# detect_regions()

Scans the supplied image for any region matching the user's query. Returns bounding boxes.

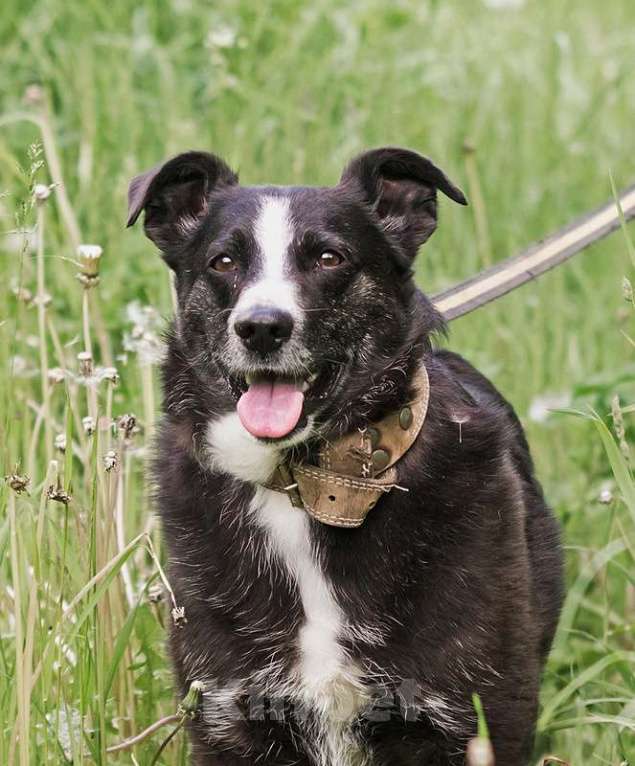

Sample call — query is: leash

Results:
[432,185,635,321]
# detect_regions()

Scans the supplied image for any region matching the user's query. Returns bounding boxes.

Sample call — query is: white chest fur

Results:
[206,413,369,763]
[250,486,348,695]
[206,413,356,697]
[250,487,368,765]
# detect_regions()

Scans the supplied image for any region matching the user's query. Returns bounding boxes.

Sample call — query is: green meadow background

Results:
[1,0,634,763]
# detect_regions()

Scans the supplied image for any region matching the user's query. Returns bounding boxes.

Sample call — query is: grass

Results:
[0,0,634,763]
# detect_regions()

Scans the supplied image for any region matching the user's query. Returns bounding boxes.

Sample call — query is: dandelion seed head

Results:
[33,183,52,202]
[172,605,187,628]
[123,301,165,365]
[82,416,95,436]
[466,737,495,766]
[47,483,71,505]
[10,356,30,377]
[148,585,165,603]
[207,24,237,49]
[482,0,524,8]
[6,228,39,255]
[103,450,118,472]
[77,351,93,378]
[118,413,138,440]
[599,487,613,505]
[48,367,66,384]
[5,472,30,494]
[99,366,119,385]
[32,291,52,308]
[528,392,571,423]
[45,708,81,761]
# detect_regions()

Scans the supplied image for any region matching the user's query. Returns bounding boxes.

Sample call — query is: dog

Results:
[127,146,564,765]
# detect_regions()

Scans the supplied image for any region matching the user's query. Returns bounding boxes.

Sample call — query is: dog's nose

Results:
[234,308,294,354]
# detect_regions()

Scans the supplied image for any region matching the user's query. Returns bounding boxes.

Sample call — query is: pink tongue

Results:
[237,379,304,439]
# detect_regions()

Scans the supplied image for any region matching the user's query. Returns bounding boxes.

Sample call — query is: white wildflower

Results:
[6,473,30,494]
[172,605,187,627]
[77,351,93,378]
[482,0,524,7]
[172,0,192,12]
[118,413,138,439]
[33,183,53,202]
[10,356,28,375]
[103,450,118,472]
[45,707,81,761]
[82,416,95,436]
[528,392,571,423]
[77,244,103,286]
[599,486,613,505]
[47,482,71,505]
[99,366,119,385]
[48,367,66,384]
[54,635,77,666]
[207,24,237,49]
[32,291,52,308]
[466,737,495,766]
[74,365,121,389]
[77,244,103,261]
[123,301,165,365]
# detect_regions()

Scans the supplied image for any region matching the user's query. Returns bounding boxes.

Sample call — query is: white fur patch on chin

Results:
[205,411,314,484]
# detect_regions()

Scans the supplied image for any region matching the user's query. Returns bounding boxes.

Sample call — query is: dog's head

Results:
[127,147,466,444]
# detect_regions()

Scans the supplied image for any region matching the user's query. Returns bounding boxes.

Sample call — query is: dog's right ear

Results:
[126,151,238,250]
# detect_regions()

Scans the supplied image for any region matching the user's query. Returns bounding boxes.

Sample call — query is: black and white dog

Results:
[127,147,563,765]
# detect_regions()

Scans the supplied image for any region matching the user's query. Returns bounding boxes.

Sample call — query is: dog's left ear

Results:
[340,147,467,258]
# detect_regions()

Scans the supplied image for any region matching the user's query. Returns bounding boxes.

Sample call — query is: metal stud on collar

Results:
[399,406,413,430]
[371,448,391,474]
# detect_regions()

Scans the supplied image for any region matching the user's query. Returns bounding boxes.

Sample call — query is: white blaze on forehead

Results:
[254,195,293,280]
[232,195,300,319]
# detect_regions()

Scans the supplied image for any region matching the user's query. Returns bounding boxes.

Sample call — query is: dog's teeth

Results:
[301,380,310,392]
[245,374,254,385]
[308,372,318,383]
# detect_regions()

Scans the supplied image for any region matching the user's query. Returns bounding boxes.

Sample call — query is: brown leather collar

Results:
[265,365,430,528]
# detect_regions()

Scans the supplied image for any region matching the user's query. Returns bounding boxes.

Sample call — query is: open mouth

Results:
[221,365,339,441]
[237,373,307,439]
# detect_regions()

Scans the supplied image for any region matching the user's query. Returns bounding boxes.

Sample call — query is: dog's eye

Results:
[317,251,344,270]
[209,254,237,273]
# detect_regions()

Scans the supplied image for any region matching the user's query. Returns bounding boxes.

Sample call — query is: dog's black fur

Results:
[128,147,563,765]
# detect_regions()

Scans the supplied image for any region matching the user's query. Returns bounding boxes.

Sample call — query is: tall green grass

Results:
[1,0,634,763]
